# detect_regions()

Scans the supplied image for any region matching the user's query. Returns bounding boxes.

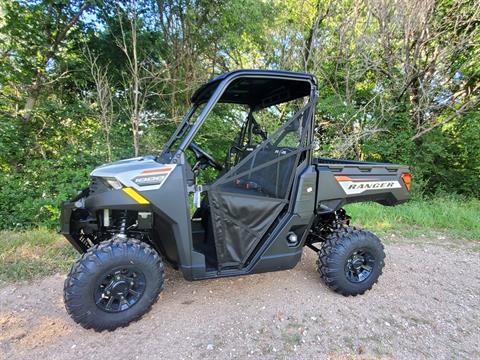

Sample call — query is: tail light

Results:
[401,172,412,191]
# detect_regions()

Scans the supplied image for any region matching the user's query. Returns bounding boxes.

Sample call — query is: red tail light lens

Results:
[401,172,412,191]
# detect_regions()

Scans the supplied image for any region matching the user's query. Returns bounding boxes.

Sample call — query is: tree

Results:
[0,0,479,229]
[84,47,116,161]
[1,0,91,121]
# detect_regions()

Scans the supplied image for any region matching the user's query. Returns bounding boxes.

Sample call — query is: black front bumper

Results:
[60,185,151,253]
[60,200,88,253]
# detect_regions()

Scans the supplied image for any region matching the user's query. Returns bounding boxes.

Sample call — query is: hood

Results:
[90,155,177,191]
[91,156,160,177]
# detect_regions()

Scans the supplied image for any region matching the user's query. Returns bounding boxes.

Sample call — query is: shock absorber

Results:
[117,210,128,238]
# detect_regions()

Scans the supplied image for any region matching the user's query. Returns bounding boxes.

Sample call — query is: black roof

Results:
[191,70,316,109]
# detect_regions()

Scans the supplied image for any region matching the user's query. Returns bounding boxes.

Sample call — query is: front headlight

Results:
[103,177,123,190]
[133,174,167,186]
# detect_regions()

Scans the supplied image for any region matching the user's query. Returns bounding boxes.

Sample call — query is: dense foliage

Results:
[0,0,478,229]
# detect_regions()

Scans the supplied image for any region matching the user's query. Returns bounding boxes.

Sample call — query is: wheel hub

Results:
[110,280,129,296]
[94,267,146,313]
[351,257,364,269]
[345,249,375,283]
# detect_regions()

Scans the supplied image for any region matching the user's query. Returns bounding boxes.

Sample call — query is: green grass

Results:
[0,228,76,283]
[346,197,480,240]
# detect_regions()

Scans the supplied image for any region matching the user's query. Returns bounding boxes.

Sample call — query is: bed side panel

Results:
[314,162,410,210]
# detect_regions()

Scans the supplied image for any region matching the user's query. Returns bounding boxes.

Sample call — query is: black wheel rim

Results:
[344,249,376,283]
[94,266,146,313]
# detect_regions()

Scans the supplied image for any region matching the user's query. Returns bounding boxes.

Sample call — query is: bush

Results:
[0,159,94,229]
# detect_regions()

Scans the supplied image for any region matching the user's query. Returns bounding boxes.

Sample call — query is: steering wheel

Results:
[188,142,223,171]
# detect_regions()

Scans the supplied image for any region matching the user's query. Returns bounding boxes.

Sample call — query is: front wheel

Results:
[317,227,385,296]
[64,238,164,331]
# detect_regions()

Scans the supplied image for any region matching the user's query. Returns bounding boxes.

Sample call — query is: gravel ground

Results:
[0,238,479,360]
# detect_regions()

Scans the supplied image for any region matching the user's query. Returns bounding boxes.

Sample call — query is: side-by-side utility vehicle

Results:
[61,70,411,331]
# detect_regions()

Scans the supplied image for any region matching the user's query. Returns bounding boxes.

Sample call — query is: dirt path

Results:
[0,239,479,360]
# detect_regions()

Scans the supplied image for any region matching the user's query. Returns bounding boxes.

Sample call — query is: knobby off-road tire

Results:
[64,237,164,331]
[317,227,385,296]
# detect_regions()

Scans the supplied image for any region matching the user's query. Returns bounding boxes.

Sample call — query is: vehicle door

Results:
[208,101,314,269]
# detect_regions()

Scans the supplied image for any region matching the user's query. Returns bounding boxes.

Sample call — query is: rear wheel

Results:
[317,227,385,296]
[64,237,164,331]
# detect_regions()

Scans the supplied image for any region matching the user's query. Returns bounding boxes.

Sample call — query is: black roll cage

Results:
[160,70,318,165]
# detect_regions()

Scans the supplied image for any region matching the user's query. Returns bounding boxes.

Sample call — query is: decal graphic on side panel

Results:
[130,166,176,191]
[335,176,402,195]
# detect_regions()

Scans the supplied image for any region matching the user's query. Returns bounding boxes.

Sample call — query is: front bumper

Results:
[59,186,152,253]
[60,199,88,253]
